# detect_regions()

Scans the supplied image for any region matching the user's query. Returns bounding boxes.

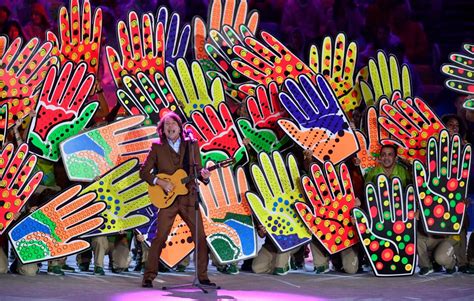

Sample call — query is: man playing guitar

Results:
[139,111,215,288]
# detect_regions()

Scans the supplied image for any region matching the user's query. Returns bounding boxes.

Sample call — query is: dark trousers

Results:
[143,195,209,282]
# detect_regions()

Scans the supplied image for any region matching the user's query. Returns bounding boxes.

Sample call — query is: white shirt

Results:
[167,137,181,154]
[153,137,181,185]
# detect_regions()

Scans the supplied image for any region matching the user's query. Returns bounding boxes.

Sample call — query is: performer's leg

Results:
[310,240,330,273]
[91,236,109,269]
[0,247,7,274]
[141,241,149,267]
[113,238,131,270]
[17,262,38,276]
[252,243,276,274]
[143,206,178,282]
[453,228,468,269]
[274,249,294,275]
[416,231,433,270]
[76,248,92,271]
[434,239,456,270]
[467,232,474,268]
[341,246,359,274]
[179,203,209,281]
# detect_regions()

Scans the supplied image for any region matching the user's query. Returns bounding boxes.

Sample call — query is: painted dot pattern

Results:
[160,214,195,268]
[0,37,56,129]
[205,25,252,86]
[441,43,474,94]
[50,0,102,76]
[295,162,358,254]
[27,62,98,161]
[379,96,445,163]
[107,11,166,86]
[463,99,474,111]
[231,31,315,86]
[237,82,290,153]
[354,175,416,276]
[9,185,104,264]
[165,59,225,117]
[247,152,311,252]
[200,164,256,262]
[309,33,367,115]
[278,75,359,165]
[185,103,247,165]
[356,106,389,173]
[60,116,156,181]
[414,130,471,234]
[117,72,185,125]
[80,159,151,236]
[0,143,41,235]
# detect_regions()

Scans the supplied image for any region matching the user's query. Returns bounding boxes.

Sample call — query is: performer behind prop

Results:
[139,112,214,288]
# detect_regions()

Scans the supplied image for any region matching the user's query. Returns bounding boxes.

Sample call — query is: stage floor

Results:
[0,261,473,301]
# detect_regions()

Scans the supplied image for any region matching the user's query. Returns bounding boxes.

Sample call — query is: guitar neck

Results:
[180,163,226,184]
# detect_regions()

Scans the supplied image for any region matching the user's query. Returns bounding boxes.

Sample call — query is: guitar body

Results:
[148,169,189,209]
[147,158,235,209]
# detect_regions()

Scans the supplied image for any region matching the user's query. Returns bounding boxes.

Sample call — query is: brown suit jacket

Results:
[140,138,203,206]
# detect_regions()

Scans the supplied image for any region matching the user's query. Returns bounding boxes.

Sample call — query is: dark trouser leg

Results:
[143,204,179,282]
[179,202,209,281]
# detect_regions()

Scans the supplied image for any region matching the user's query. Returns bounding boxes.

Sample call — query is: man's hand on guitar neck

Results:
[200,168,211,180]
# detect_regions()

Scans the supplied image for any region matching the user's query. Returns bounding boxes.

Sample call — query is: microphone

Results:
[184,129,197,142]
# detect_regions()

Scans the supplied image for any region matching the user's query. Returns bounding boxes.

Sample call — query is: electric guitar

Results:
[148,158,235,209]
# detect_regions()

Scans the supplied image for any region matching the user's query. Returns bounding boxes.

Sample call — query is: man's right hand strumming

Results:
[156,178,175,193]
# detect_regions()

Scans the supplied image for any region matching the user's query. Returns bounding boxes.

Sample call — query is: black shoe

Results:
[432,261,443,273]
[142,280,153,288]
[158,265,170,273]
[78,263,90,272]
[112,268,125,274]
[9,259,18,274]
[199,279,217,287]
[458,266,468,273]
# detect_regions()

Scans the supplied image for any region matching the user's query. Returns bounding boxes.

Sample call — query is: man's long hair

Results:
[156,111,185,144]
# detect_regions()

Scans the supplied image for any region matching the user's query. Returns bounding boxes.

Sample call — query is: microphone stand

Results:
[162,135,220,293]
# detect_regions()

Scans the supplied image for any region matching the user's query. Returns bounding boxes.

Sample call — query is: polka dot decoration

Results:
[60,115,156,182]
[205,25,254,87]
[117,72,186,125]
[0,143,42,235]
[106,11,165,87]
[463,98,474,111]
[308,33,368,115]
[245,152,312,252]
[441,43,474,94]
[27,62,98,162]
[355,106,390,174]
[165,59,225,117]
[278,74,360,165]
[359,51,412,107]
[414,130,471,235]
[192,0,259,61]
[295,162,359,254]
[161,214,195,268]
[80,158,152,236]
[353,175,417,277]
[0,37,56,129]
[378,95,445,164]
[231,31,315,86]
[199,163,256,263]
[47,0,102,76]
[184,103,247,166]
[8,185,105,264]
